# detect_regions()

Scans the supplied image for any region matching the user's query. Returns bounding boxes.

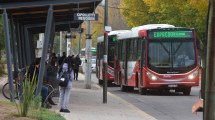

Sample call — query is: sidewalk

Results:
[52,73,157,120]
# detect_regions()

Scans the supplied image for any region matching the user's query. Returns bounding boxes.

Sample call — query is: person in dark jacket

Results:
[73,55,81,80]
[28,58,51,108]
[58,52,67,67]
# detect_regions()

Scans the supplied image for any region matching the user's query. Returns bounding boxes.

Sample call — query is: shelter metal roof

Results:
[0,0,102,33]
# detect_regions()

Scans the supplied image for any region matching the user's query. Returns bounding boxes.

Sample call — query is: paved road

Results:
[91,73,203,120]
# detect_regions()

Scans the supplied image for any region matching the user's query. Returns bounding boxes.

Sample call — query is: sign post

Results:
[74,13,98,89]
[103,0,108,104]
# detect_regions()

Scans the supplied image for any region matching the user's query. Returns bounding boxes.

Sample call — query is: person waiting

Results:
[57,57,74,113]
[28,58,52,108]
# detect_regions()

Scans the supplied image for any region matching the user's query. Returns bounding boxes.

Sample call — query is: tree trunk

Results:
[204,0,215,119]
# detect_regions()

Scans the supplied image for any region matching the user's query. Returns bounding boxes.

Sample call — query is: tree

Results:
[121,0,151,27]
[121,0,208,48]
[204,0,215,119]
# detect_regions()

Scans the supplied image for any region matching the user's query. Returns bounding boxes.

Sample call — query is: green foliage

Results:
[121,0,151,27]
[121,0,208,49]
[0,101,65,120]
[15,69,38,117]
[30,109,65,120]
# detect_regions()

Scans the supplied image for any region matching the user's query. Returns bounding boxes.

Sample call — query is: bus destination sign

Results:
[109,36,117,43]
[150,31,193,39]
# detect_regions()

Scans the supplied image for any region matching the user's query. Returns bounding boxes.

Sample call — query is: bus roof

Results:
[117,24,175,40]
[97,30,130,43]
[131,24,175,38]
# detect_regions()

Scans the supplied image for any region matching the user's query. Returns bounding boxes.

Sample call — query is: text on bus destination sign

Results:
[74,13,98,21]
[152,31,193,38]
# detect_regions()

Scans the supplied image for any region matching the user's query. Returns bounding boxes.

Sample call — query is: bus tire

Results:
[120,84,126,92]
[183,87,191,95]
[98,79,103,85]
[127,86,134,91]
[139,87,147,95]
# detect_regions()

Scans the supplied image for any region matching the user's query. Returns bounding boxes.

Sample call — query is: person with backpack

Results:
[57,57,74,113]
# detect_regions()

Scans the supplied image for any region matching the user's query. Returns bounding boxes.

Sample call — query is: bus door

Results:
[114,42,119,84]
[96,44,100,78]
[120,40,126,85]
[139,38,145,88]
[124,40,129,85]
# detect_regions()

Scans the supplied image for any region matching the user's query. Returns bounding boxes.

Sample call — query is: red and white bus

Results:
[96,30,130,84]
[114,24,199,95]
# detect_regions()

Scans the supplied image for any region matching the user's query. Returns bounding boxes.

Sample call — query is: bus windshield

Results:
[148,39,196,74]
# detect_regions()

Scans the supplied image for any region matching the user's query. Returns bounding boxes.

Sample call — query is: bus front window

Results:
[148,39,196,74]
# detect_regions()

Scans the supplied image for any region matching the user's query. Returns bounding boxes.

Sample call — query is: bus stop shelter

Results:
[0,0,101,101]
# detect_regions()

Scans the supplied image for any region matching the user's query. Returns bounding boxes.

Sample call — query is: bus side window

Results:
[134,39,138,60]
[118,41,122,60]
[137,39,142,59]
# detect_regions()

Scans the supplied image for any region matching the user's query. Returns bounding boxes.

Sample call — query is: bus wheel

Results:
[183,87,191,95]
[127,86,134,91]
[120,84,126,92]
[98,79,103,85]
[139,87,147,95]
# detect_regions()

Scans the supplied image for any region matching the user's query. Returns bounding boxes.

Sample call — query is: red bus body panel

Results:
[96,60,115,82]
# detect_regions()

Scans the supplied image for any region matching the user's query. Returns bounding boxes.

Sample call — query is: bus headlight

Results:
[147,72,157,81]
[188,71,198,80]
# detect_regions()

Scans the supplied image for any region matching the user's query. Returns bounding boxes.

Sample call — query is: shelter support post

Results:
[36,5,53,96]
[15,22,23,68]
[3,9,15,102]
[20,24,27,67]
[24,27,31,65]
[9,16,18,72]
[48,20,55,64]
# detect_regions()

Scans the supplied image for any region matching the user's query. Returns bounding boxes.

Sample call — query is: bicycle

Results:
[2,69,24,100]
[43,81,59,105]
[2,68,59,105]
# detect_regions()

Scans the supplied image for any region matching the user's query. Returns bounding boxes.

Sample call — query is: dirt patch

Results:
[0,101,36,120]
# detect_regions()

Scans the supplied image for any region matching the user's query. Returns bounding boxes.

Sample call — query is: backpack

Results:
[59,71,71,87]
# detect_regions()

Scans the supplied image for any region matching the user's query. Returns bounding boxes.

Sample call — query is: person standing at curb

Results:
[57,57,74,113]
